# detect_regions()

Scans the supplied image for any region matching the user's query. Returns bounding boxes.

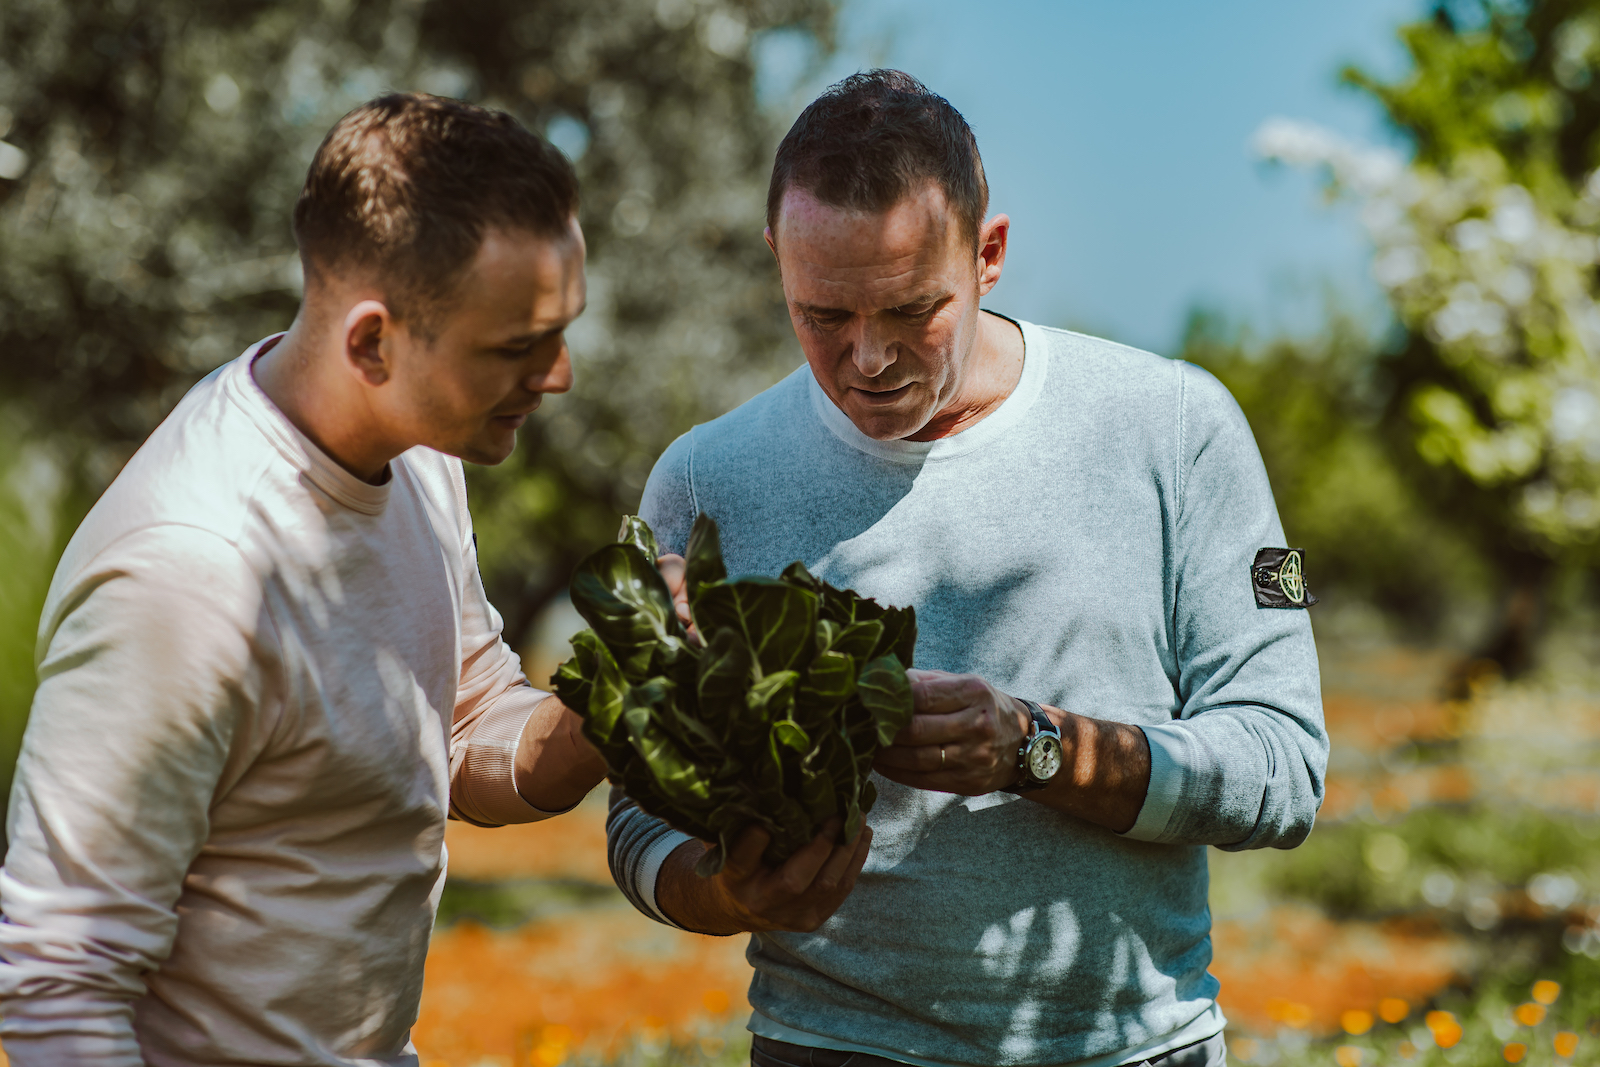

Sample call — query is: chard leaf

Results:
[623,691,711,805]
[685,512,728,601]
[552,628,602,719]
[617,515,661,560]
[800,650,857,706]
[829,619,884,660]
[570,543,689,679]
[772,719,810,752]
[858,654,916,747]
[695,578,818,676]
[583,636,629,745]
[695,627,752,727]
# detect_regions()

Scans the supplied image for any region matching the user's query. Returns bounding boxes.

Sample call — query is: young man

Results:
[0,94,606,1066]
[611,71,1327,1066]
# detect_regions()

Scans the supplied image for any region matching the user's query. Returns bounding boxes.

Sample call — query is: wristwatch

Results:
[1001,699,1064,794]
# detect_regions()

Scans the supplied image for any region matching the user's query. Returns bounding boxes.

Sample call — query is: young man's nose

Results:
[528,343,575,395]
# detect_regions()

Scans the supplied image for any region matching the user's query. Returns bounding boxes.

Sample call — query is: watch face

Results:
[1028,735,1064,782]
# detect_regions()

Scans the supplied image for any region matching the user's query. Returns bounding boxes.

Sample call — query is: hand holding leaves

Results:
[553,513,917,873]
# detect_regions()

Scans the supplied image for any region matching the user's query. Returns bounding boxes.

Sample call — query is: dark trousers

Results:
[752,1030,1228,1067]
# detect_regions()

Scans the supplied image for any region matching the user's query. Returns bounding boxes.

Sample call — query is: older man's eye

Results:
[895,302,937,318]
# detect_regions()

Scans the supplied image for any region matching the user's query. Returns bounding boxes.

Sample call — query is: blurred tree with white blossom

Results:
[0,0,831,652]
[1257,0,1600,672]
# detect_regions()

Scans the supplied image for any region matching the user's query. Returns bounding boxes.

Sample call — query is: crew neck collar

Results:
[808,315,1049,464]
[224,334,393,516]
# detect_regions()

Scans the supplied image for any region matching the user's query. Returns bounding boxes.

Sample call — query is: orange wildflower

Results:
[1515,1003,1548,1027]
[1379,998,1410,1024]
[1505,1042,1528,1063]
[1335,1046,1364,1067]
[1555,1031,1580,1058]
[1426,1011,1463,1049]
[1533,981,1562,1006]
[1342,1010,1375,1036]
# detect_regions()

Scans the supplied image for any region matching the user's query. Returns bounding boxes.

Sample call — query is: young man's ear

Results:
[342,300,395,386]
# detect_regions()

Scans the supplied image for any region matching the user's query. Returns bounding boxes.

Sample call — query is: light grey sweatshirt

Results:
[607,320,1326,1067]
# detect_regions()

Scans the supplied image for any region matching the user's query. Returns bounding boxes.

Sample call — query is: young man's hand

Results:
[655,553,701,644]
[657,819,872,935]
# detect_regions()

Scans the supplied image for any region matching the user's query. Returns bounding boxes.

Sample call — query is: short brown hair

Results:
[293,93,579,336]
[766,70,988,250]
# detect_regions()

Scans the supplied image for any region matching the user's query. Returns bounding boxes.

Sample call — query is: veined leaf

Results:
[685,512,727,600]
[772,719,810,752]
[569,543,689,679]
[695,577,818,676]
[623,694,711,805]
[858,654,915,747]
[617,515,661,560]
[696,628,752,727]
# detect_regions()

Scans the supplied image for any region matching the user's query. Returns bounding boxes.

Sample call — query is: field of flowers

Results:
[406,631,1600,1067]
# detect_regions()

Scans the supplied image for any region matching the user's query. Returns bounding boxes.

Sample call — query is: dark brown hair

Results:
[293,93,578,336]
[766,70,988,250]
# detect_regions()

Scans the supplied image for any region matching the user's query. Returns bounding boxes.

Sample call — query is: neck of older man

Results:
[903,310,1026,442]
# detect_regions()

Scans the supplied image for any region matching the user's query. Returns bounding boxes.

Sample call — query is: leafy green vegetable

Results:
[554,513,917,875]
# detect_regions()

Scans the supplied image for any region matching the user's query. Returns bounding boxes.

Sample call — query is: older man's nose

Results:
[852,322,897,379]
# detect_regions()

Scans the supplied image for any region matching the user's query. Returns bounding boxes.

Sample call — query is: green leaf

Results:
[858,654,916,747]
[695,578,818,676]
[828,619,884,660]
[588,638,631,746]
[772,719,810,751]
[685,512,728,599]
[569,543,689,679]
[695,627,752,728]
[617,515,661,560]
[623,690,711,806]
[800,649,858,706]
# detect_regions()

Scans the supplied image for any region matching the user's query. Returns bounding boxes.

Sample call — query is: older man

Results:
[608,70,1327,1067]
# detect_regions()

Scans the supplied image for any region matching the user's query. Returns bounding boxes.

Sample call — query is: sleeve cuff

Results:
[1120,723,1191,842]
[640,829,695,927]
[455,688,574,826]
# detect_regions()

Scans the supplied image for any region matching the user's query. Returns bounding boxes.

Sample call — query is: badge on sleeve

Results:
[1253,548,1318,608]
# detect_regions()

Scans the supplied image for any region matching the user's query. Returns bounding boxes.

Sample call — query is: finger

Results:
[656,554,691,623]
[722,824,772,879]
[911,673,989,715]
[771,818,839,892]
[816,822,872,890]
[898,708,990,746]
[873,743,938,771]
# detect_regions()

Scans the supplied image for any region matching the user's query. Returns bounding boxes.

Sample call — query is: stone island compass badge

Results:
[1253,548,1319,609]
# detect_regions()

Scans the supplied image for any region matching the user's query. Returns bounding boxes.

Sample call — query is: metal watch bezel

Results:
[1002,699,1062,794]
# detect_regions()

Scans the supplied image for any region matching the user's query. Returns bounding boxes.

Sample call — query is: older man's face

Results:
[768,183,993,442]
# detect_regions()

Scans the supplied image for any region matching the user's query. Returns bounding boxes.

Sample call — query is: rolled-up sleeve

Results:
[441,460,564,828]
[1120,364,1327,851]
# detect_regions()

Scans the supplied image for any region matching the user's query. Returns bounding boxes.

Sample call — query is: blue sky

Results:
[756,0,1423,354]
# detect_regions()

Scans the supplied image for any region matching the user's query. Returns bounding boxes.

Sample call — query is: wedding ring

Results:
[940,746,946,769]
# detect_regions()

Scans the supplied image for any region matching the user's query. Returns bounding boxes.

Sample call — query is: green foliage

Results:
[553,514,915,873]
[0,0,833,650]
[0,422,84,828]
[1257,0,1600,652]
[1181,314,1495,633]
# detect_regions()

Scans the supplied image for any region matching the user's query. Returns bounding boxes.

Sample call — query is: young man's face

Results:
[384,218,586,465]
[768,183,996,442]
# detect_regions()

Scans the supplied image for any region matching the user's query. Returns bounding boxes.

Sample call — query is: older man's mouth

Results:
[851,383,913,405]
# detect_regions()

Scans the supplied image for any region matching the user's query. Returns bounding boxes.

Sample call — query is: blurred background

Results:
[4,0,1600,1064]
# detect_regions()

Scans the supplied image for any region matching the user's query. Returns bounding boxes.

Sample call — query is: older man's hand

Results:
[656,819,872,935]
[873,668,1032,795]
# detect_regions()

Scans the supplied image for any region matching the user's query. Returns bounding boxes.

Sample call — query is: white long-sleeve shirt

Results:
[0,337,555,1066]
